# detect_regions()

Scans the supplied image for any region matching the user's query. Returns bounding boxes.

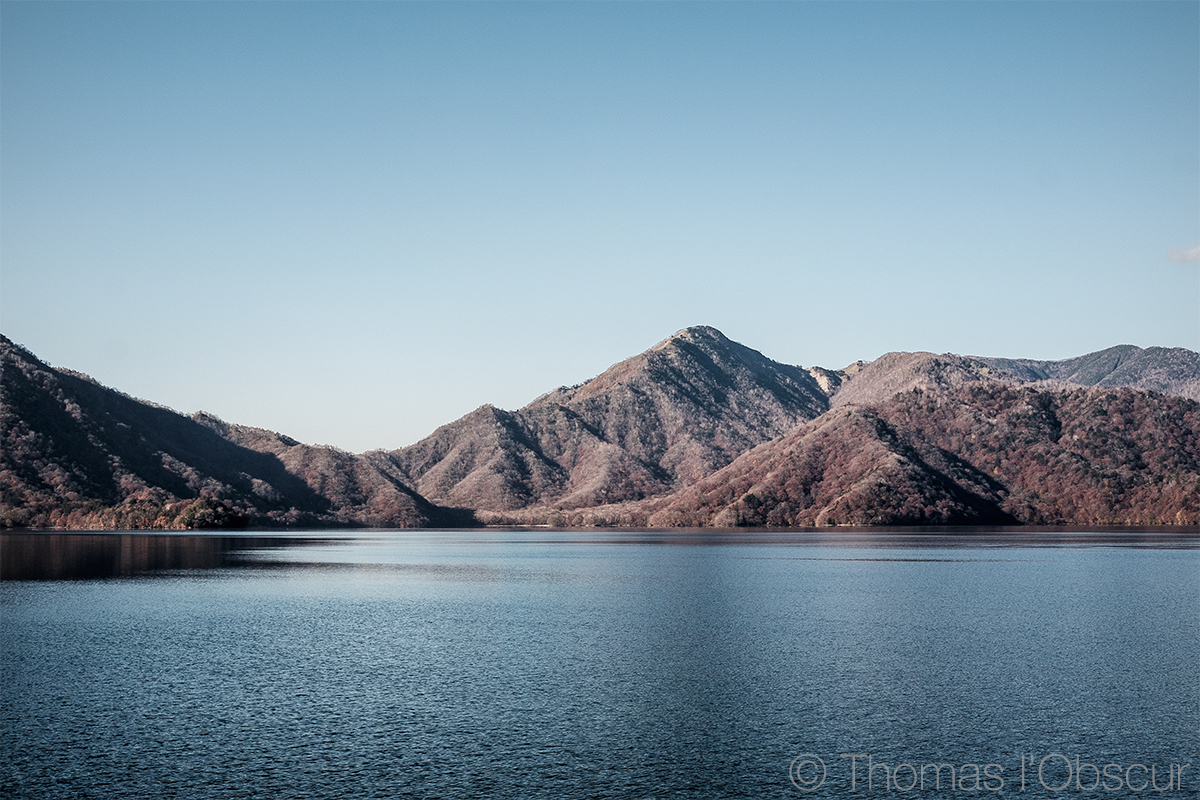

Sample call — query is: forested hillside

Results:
[3,329,1198,529]
[0,336,462,529]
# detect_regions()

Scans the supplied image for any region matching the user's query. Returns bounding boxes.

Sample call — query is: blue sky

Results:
[2,2,1198,452]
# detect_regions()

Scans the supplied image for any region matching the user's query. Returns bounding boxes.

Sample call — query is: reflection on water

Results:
[2,528,1196,581]
[0,533,335,580]
[2,528,1197,799]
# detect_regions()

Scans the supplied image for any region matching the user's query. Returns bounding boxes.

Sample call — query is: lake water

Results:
[2,529,1197,799]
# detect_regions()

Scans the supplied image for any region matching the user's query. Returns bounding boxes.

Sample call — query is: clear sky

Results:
[2,2,1198,452]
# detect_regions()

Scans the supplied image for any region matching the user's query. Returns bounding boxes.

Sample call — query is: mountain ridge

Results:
[0,336,462,529]
[975,345,1200,401]
[3,328,1198,529]
[646,383,1199,527]
[380,325,833,512]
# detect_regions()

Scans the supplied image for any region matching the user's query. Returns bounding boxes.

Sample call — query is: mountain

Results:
[0,336,460,529]
[976,345,1200,401]
[827,351,998,408]
[3,328,1198,529]
[379,326,833,513]
[648,382,1200,527]
[820,346,1200,411]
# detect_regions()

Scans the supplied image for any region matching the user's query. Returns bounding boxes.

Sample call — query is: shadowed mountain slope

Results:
[0,336,451,529]
[646,405,1016,527]
[192,414,464,528]
[382,326,832,512]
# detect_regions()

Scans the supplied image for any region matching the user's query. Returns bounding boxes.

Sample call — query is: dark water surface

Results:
[2,529,1197,799]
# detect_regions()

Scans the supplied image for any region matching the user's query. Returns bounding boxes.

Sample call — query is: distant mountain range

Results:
[3,327,1198,529]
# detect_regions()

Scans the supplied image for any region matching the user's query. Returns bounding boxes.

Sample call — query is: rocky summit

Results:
[379,326,832,513]
[3,327,1198,529]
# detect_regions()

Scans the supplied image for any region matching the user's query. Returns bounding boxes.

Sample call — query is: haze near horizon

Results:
[2,2,1197,452]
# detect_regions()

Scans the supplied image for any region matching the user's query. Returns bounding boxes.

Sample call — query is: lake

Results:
[1,529,1197,798]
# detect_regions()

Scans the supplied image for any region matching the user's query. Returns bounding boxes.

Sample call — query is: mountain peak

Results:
[390,326,833,510]
[654,325,729,349]
[5,330,1199,529]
